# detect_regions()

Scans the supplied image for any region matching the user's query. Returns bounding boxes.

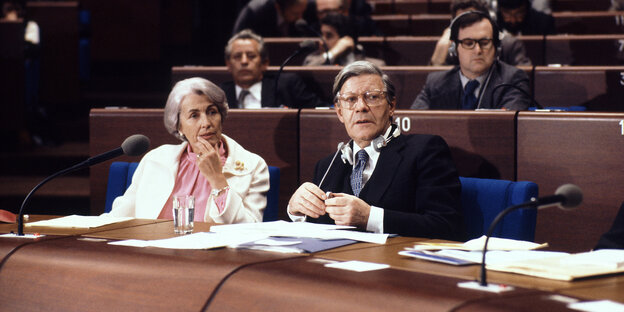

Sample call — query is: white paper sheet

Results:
[25,215,133,229]
[108,231,267,250]
[210,221,388,244]
[411,235,547,251]
[325,260,390,272]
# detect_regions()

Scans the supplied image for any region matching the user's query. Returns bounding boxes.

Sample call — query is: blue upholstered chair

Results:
[459,177,538,241]
[104,162,280,222]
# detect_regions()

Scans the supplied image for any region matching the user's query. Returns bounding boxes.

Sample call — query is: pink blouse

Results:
[158,142,228,220]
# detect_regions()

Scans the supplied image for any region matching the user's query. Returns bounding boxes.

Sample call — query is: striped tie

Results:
[350,150,369,197]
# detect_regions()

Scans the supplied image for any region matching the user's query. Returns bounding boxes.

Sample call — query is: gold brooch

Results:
[234,160,245,171]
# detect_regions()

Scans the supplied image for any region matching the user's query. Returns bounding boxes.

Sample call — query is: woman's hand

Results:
[194,136,228,190]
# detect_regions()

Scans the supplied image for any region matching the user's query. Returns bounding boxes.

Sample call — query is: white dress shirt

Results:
[235,82,262,109]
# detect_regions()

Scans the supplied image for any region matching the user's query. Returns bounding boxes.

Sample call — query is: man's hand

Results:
[324,193,371,229]
[288,182,327,218]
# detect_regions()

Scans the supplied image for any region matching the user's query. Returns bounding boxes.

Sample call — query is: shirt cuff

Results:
[366,205,384,233]
[213,189,229,214]
[287,204,307,222]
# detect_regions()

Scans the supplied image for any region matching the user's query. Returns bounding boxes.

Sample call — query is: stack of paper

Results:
[25,215,133,229]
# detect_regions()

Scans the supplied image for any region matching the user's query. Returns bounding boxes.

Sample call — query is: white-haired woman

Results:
[107,77,269,223]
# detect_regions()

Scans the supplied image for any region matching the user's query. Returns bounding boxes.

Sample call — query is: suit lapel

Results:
[261,77,277,107]
[360,136,405,204]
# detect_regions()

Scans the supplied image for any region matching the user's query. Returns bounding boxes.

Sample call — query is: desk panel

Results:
[207,256,563,311]
[299,110,517,184]
[0,236,303,311]
[89,108,298,220]
[517,112,624,253]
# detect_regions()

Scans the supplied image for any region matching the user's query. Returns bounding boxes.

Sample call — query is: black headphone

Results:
[448,10,501,59]
[340,123,401,165]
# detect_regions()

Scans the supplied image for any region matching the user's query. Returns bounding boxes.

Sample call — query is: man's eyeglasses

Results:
[336,90,387,109]
[456,38,493,50]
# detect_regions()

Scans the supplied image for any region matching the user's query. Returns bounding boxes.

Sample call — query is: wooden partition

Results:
[89,108,299,220]
[517,112,624,252]
[299,109,517,184]
[533,66,624,111]
[370,0,612,14]
[553,11,624,34]
[171,65,454,109]
[544,34,624,66]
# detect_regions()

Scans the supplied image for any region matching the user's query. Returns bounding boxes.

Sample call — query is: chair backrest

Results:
[459,177,538,241]
[104,162,280,222]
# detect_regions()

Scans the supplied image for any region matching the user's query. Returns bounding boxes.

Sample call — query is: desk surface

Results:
[0,217,622,311]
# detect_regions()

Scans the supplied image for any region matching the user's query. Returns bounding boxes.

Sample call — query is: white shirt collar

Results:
[235,82,262,109]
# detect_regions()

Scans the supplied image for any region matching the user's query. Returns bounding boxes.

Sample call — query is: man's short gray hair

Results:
[164,77,229,141]
[332,61,396,105]
[224,29,268,61]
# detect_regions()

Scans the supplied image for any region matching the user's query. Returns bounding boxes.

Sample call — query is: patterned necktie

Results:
[462,80,480,109]
[238,89,250,108]
[350,150,369,197]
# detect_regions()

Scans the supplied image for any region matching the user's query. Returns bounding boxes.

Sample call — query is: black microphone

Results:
[477,183,582,287]
[273,39,317,107]
[295,19,330,64]
[488,83,543,110]
[16,134,150,236]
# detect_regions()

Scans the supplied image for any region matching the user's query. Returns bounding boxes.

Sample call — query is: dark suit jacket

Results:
[410,61,531,110]
[221,73,328,108]
[310,134,464,240]
[595,201,624,250]
[233,0,303,37]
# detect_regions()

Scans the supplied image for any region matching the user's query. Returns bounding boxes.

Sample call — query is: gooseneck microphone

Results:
[273,39,317,107]
[318,141,349,189]
[17,134,150,236]
[295,19,330,64]
[477,183,582,287]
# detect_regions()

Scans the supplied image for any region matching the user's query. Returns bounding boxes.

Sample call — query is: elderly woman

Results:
[107,77,269,223]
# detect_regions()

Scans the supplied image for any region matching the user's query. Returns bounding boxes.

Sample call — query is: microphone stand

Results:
[17,162,87,236]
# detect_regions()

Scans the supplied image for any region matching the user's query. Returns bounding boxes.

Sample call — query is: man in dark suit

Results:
[222,29,327,108]
[288,61,464,240]
[411,11,531,110]
[496,0,556,36]
[595,201,624,250]
[232,0,308,37]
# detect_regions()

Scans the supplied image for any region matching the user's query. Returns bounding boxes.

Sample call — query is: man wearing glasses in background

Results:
[287,61,465,240]
[411,11,531,110]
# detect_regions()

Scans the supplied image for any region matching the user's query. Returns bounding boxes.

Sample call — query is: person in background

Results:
[412,11,531,110]
[107,77,270,224]
[221,29,328,108]
[430,0,531,67]
[288,61,464,240]
[595,201,624,249]
[232,0,309,37]
[496,0,555,35]
[305,0,382,37]
[303,12,385,66]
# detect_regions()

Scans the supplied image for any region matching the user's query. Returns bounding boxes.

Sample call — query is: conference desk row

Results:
[90,109,624,254]
[0,217,623,311]
[172,65,624,111]
[368,0,612,14]
[371,11,624,36]
[264,35,624,67]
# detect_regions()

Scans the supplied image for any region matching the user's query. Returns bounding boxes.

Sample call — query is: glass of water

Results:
[172,195,194,234]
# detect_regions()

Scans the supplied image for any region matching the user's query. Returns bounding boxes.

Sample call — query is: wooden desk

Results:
[517,112,624,253]
[0,235,303,311]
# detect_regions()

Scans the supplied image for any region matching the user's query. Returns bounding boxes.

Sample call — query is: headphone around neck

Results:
[448,10,501,59]
[340,123,401,165]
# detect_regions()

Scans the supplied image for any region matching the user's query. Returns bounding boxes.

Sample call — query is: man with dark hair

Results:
[302,12,385,66]
[430,0,531,66]
[232,0,309,37]
[497,0,555,35]
[412,11,531,110]
[288,61,464,239]
[303,0,382,37]
[221,29,327,108]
